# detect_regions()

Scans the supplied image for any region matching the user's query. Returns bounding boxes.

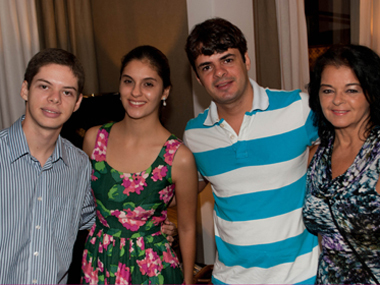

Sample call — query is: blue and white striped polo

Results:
[184,79,320,284]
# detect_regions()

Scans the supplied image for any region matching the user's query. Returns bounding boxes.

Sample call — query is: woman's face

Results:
[119,59,169,120]
[319,64,370,132]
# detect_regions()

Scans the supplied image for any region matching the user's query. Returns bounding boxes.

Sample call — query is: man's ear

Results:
[244,52,251,71]
[196,76,204,86]
[20,81,29,102]
[73,93,83,112]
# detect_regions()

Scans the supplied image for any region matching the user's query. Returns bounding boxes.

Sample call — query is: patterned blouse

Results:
[303,126,380,284]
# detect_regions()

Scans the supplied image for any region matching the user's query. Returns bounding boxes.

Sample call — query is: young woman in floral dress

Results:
[80,45,198,284]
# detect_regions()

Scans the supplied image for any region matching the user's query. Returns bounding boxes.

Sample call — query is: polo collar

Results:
[204,78,269,126]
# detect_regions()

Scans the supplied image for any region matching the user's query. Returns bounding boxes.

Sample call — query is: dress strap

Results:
[161,135,182,167]
[90,122,115,162]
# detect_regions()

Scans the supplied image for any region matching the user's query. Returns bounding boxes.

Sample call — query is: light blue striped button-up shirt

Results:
[0,116,96,284]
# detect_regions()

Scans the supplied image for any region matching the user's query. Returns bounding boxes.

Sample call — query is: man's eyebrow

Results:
[197,53,235,69]
[35,79,78,92]
[220,53,235,60]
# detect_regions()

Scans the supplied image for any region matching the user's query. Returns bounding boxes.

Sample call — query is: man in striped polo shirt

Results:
[0,48,95,284]
[183,18,320,284]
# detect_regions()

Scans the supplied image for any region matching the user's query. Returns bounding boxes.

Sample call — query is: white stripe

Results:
[208,151,308,198]
[214,208,306,245]
[213,245,320,284]
[240,99,308,141]
[186,99,310,154]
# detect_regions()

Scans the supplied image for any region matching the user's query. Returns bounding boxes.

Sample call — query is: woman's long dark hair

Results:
[308,44,380,145]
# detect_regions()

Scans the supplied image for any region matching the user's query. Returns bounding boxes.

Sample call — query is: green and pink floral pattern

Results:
[81,123,183,284]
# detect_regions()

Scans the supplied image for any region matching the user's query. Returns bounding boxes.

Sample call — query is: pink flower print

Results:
[159,184,175,204]
[151,165,168,182]
[163,243,180,268]
[152,210,167,226]
[98,242,103,253]
[103,233,112,251]
[164,139,181,165]
[81,250,99,283]
[90,237,96,245]
[121,172,148,196]
[137,237,145,250]
[129,239,134,254]
[115,262,131,285]
[91,129,108,161]
[88,224,96,238]
[91,169,98,181]
[132,172,148,194]
[120,238,126,250]
[98,259,104,272]
[97,210,110,227]
[110,207,155,231]
[136,248,163,277]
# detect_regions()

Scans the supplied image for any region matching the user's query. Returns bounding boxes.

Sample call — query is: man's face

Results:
[20,63,83,133]
[194,48,251,106]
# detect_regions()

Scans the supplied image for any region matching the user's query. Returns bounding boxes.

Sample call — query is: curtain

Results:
[0,0,40,129]
[275,0,310,92]
[358,0,380,55]
[35,0,99,94]
[253,0,281,89]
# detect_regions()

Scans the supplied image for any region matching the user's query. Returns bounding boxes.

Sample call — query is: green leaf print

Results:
[109,264,118,277]
[146,235,154,243]
[98,275,105,282]
[131,232,142,239]
[108,185,127,202]
[145,221,154,230]
[95,161,107,174]
[111,168,123,182]
[122,202,136,210]
[158,274,165,284]
[120,246,125,257]
[145,165,152,175]
[96,200,111,216]
[104,122,113,128]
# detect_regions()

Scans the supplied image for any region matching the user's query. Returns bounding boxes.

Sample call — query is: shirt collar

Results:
[8,115,67,165]
[204,78,269,126]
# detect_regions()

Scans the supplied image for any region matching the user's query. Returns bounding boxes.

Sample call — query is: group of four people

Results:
[0,17,379,284]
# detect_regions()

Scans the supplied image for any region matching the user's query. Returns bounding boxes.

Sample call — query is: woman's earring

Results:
[162,97,167,106]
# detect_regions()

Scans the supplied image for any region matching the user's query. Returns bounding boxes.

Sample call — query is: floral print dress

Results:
[81,123,183,284]
[303,127,380,284]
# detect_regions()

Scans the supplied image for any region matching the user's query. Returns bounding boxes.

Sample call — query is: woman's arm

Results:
[171,144,198,285]
[308,145,319,166]
[82,125,101,157]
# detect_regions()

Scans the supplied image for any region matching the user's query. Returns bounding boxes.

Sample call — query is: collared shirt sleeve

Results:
[80,165,96,230]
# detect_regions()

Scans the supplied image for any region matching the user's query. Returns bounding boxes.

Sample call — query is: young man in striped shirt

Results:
[0,48,95,284]
[183,18,320,284]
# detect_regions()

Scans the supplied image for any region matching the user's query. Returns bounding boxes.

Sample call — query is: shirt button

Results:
[32,279,37,284]
[220,123,225,128]
[34,251,39,256]
[230,135,235,140]
[36,225,41,230]
[37,197,42,201]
